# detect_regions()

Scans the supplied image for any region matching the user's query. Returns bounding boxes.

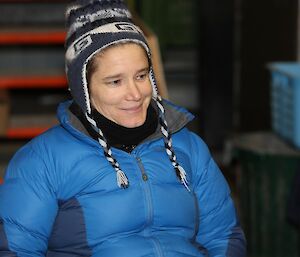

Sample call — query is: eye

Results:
[106,79,121,86]
[136,71,149,81]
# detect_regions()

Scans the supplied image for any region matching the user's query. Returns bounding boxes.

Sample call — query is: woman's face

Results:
[89,43,153,128]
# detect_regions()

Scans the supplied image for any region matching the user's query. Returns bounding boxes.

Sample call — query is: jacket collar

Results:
[58,99,194,144]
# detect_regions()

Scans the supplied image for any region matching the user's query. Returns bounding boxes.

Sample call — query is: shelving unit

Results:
[0,29,68,139]
[0,76,67,89]
[0,1,69,139]
[0,30,66,45]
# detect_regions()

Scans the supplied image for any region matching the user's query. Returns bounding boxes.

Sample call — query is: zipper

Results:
[134,156,166,257]
[136,157,148,181]
[135,156,153,227]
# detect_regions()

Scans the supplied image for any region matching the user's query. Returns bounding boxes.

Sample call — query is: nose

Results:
[126,80,142,101]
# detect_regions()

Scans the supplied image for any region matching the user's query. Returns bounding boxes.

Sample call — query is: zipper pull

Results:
[136,157,149,182]
[142,173,148,181]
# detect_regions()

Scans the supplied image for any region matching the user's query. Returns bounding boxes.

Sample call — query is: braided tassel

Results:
[86,113,129,189]
[116,169,129,189]
[176,165,190,192]
[155,96,190,192]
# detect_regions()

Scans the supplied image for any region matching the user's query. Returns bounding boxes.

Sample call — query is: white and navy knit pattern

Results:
[65,0,190,191]
[65,0,149,114]
[66,2,132,39]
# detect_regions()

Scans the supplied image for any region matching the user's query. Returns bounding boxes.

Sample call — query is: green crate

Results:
[234,133,300,257]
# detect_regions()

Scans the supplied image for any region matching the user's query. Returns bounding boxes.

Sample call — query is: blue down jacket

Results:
[0,100,246,257]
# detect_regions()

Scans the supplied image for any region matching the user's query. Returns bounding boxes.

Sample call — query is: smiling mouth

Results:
[122,105,142,112]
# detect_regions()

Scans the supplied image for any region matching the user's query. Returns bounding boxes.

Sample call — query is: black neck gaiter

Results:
[70,102,158,152]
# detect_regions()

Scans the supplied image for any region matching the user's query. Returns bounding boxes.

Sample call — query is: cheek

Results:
[91,83,118,102]
[90,88,118,109]
[143,81,153,97]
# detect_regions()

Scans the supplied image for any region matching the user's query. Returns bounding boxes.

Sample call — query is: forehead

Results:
[93,42,149,63]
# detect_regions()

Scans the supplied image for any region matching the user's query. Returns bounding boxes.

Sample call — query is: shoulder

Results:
[158,99,212,171]
[5,124,101,200]
[26,123,96,159]
[6,125,86,183]
[162,99,194,132]
[5,126,64,182]
[171,128,216,190]
[173,128,211,166]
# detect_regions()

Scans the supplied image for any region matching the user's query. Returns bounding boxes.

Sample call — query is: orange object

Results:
[0,31,66,45]
[0,76,68,89]
[7,127,50,139]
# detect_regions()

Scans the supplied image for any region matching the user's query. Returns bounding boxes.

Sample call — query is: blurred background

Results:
[0,0,300,256]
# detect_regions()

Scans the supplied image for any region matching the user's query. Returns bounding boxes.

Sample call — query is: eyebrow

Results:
[103,74,122,81]
[138,67,150,73]
[103,67,149,81]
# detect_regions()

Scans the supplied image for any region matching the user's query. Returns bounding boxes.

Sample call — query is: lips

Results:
[122,105,142,112]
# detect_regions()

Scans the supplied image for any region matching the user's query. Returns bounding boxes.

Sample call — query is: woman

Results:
[0,0,246,256]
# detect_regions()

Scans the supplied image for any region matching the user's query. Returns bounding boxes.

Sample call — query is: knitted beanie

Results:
[65,0,189,191]
[65,0,155,114]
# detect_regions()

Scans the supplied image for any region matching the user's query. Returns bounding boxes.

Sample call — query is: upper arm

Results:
[0,145,58,256]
